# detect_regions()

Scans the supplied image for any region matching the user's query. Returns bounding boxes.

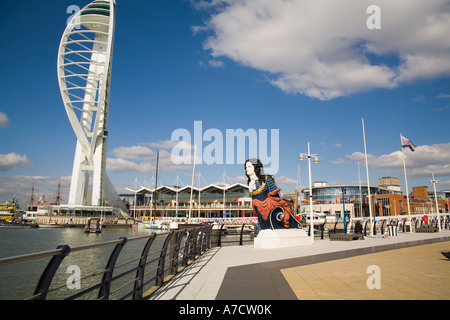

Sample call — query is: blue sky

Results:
[1,0,450,207]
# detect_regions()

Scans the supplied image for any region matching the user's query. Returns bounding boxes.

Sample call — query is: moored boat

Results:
[38,222,64,228]
[0,200,18,222]
[84,217,102,233]
[299,212,337,225]
[138,221,169,230]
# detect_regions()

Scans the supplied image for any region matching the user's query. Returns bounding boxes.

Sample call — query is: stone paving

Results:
[150,230,450,300]
[281,240,450,300]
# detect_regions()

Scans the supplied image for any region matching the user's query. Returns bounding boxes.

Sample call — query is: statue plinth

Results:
[254,229,313,249]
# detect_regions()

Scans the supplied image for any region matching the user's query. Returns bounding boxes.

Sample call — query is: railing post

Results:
[33,244,71,300]
[133,233,157,300]
[170,229,186,276]
[182,228,196,267]
[239,224,245,245]
[98,237,127,300]
[197,226,204,255]
[381,220,387,234]
[199,225,208,254]
[218,224,225,247]
[195,226,202,256]
[191,227,200,259]
[320,222,325,239]
[363,220,369,236]
[205,224,213,249]
[155,231,174,287]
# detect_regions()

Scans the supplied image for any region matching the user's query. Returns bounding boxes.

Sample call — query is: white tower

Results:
[58,0,115,207]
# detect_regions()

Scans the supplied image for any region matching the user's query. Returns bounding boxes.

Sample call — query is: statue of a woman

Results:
[245,159,300,230]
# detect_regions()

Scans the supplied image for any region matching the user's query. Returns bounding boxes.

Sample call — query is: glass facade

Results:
[304,185,386,204]
[300,185,406,219]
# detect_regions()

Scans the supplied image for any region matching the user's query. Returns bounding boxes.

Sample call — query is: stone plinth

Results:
[254,229,313,249]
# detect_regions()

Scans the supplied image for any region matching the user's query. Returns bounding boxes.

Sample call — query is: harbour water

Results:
[0,226,168,300]
[0,224,246,300]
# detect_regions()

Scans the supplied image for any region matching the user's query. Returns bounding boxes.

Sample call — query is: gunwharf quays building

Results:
[298,181,448,221]
[122,183,252,219]
[299,181,404,220]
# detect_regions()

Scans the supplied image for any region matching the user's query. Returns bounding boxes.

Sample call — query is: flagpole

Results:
[401,133,413,234]
[362,118,374,236]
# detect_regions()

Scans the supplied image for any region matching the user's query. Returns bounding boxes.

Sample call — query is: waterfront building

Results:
[378,176,402,193]
[299,181,403,220]
[122,183,253,219]
[409,186,447,214]
[299,181,448,221]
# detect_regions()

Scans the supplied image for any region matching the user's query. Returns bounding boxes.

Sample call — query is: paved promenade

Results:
[150,230,450,300]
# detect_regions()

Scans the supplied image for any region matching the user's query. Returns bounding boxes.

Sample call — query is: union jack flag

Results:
[401,135,417,152]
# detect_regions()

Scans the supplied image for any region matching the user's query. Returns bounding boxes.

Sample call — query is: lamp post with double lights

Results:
[299,142,319,243]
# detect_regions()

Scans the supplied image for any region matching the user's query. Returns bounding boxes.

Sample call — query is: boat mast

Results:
[56,178,61,205]
[30,183,35,206]
[153,151,159,218]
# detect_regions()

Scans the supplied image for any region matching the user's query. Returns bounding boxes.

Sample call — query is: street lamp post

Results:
[431,172,441,231]
[299,142,319,243]
[342,188,346,232]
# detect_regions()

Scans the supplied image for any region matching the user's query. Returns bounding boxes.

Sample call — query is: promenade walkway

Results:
[150,230,450,300]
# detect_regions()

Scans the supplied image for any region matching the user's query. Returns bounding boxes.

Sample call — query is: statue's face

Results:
[245,161,255,176]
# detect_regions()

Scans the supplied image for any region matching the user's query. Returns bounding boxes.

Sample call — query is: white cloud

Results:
[111,145,155,161]
[107,141,194,173]
[208,59,224,67]
[330,157,346,165]
[346,142,450,177]
[196,0,450,100]
[275,175,297,185]
[0,111,9,128]
[229,175,248,184]
[106,158,155,173]
[0,153,33,171]
[147,140,181,150]
[198,59,225,68]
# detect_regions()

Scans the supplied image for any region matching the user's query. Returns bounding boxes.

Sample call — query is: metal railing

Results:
[212,224,257,247]
[0,224,213,300]
[338,214,450,235]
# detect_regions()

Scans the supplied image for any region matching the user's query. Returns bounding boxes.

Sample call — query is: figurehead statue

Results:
[245,159,300,230]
